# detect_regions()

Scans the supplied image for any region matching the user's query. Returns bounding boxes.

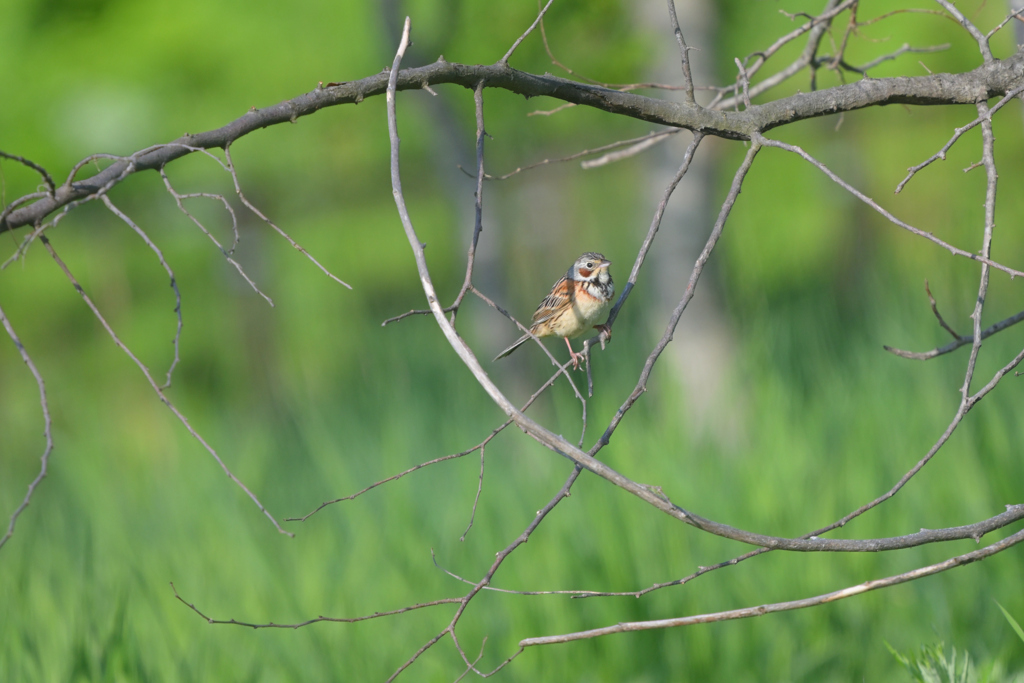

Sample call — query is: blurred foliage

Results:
[884,606,1024,683]
[2,0,1024,681]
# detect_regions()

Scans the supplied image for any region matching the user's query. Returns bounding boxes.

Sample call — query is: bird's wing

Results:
[531,276,574,326]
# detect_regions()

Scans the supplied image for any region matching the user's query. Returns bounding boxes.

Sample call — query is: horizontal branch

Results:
[4,47,1022,234]
[885,306,1024,360]
[517,524,1024,647]
[435,504,1024,596]
[171,582,461,629]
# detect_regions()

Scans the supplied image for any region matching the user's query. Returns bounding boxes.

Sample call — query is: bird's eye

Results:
[586,262,594,268]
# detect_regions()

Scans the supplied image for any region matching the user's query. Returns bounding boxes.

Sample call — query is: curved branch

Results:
[386,77,1018,555]
[4,47,1023,234]
[0,301,53,552]
[436,504,1024,595]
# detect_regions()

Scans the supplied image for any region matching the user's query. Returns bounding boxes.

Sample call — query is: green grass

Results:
[2,243,1023,681]
[3,0,1024,680]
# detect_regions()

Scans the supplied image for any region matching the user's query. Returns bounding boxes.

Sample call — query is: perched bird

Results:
[494,252,614,369]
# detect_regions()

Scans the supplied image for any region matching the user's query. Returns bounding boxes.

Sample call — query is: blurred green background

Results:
[2,0,1023,680]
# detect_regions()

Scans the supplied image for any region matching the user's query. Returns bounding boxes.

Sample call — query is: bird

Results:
[494,252,614,370]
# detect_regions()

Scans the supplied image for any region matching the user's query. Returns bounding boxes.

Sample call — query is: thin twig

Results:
[500,0,554,65]
[287,425,510,522]
[171,581,461,628]
[666,0,696,104]
[579,133,676,169]
[478,130,679,179]
[0,151,56,196]
[41,235,292,536]
[924,279,962,340]
[294,318,592,526]
[884,307,1024,360]
[0,301,53,551]
[436,504,1024,597]
[160,168,274,306]
[517,526,1024,645]
[838,43,950,77]
[471,286,586,402]
[734,58,752,109]
[934,0,993,62]
[709,0,856,110]
[986,6,1024,39]
[223,145,352,290]
[895,85,1024,193]
[597,134,747,449]
[958,100,997,402]
[459,445,486,541]
[101,195,183,388]
[448,81,488,326]
[754,134,1024,279]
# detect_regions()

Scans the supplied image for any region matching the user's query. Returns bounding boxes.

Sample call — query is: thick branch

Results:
[4,48,1023,234]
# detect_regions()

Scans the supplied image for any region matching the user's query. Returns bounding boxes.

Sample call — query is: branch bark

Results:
[4,47,1023,234]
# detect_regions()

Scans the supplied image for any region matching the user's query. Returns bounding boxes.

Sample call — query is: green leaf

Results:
[996,602,1024,644]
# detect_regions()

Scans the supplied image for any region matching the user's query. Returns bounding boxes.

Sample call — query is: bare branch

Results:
[925,279,963,340]
[487,130,680,178]
[986,5,1024,39]
[0,151,56,197]
[753,134,1024,279]
[6,45,1024,235]
[287,423,511,522]
[101,195,183,389]
[448,81,487,325]
[459,445,486,542]
[171,581,461,628]
[797,340,1024,542]
[159,167,275,306]
[223,145,352,290]
[579,132,677,169]
[896,85,1024,193]
[0,301,53,552]
[958,99,998,403]
[499,0,554,65]
[439,504,1024,596]
[40,235,292,536]
[838,43,950,77]
[734,58,752,109]
[518,525,1024,646]
[666,0,696,104]
[597,135,747,448]
[934,0,993,62]
[710,0,856,110]
[884,306,1024,360]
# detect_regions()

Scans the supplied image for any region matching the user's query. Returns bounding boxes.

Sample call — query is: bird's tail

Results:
[493,334,530,361]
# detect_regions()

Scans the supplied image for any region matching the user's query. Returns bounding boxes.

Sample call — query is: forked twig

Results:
[933,0,993,62]
[223,145,352,290]
[0,151,56,196]
[41,234,292,536]
[895,85,1024,193]
[171,581,461,628]
[101,195,183,389]
[516,526,1024,646]
[435,504,1024,597]
[884,307,1024,360]
[753,134,1024,279]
